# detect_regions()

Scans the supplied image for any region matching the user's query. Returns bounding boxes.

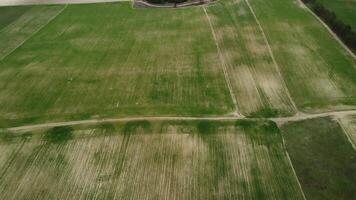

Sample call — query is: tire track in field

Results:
[203,7,242,117]
[113,133,131,177]
[280,133,307,200]
[0,138,27,180]
[243,0,299,113]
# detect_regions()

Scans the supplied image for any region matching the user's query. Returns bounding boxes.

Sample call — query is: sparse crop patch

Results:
[0,120,304,199]
[248,0,356,113]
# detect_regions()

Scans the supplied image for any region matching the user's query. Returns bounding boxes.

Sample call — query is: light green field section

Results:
[206,0,296,117]
[0,5,65,59]
[338,114,356,147]
[281,117,356,200]
[318,0,356,29]
[0,120,304,199]
[249,0,356,113]
[0,3,234,127]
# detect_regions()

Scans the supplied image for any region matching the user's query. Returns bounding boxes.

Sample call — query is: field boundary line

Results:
[296,0,356,60]
[0,5,68,62]
[203,7,242,117]
[280,135,307,200]
[4,109,356,132]
[335,118,356,150]
[243,0,299,113]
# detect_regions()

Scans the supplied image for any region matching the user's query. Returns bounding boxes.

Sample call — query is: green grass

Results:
[281,117,356,200]
[249,0,356,113]
[0,3,234,127]
[317,0,356,30]
[0,120,304,199]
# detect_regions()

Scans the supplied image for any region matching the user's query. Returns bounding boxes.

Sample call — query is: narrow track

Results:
[203,7,242,117]
[5,109,356,132]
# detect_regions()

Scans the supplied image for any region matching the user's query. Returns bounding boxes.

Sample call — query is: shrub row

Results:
[146,0,187,4]
[301,0,356,52]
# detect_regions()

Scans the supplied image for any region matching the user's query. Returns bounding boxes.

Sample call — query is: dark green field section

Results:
[0,3,234,127]
[0,120,304,199]
[317,0,356,30]
[281,117,356,200]
[0,6,29,30]
[250,0,356,113]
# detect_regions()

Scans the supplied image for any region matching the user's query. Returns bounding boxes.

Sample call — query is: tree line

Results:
[301,0,356,52]
[146,0,186,4]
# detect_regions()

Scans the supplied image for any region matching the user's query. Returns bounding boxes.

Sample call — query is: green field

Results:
[0,120,304,199]
[0,3,234,127]
[281,117,356,200]
[0,0,356,127]
[250,0,356,113]
[317,0,356,30]
[1,1,356,198]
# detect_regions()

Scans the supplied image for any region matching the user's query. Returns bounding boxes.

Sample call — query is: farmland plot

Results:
[338,114,356,147]
[317,0,356,30]
[249,0,356,113]
[206,0,296,117]
[0,5,65,59]
[0,120,304,199]
[0,3,233,127]
[281,117,356,200]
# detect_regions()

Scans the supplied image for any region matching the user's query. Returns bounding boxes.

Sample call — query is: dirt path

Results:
[203,7,242,117]
[273,109,356,126]
[0,0,129,6]
[5,109,356,132]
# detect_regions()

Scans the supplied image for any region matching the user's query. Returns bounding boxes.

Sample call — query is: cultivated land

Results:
[249,0,356,113]
[0,3,235,127]
[338,114,356,148]
[1,0,356,198]
[281,117,356,200]
[317,0,356,30]
[206,0,297,117]
[0,120,304,199]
